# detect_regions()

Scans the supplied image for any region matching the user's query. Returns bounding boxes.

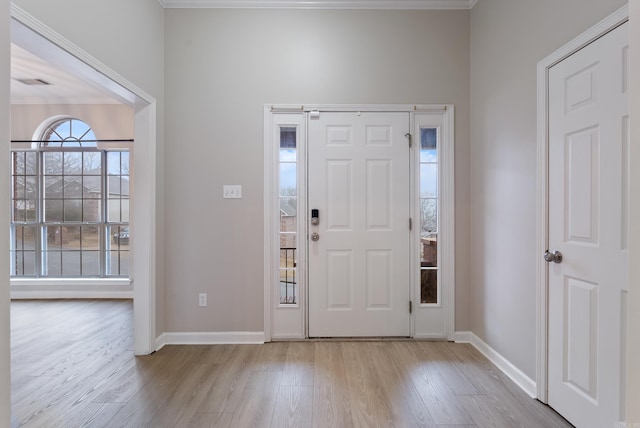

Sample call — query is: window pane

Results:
[61,251,80,276]
[280,197,297,218]
[280,233,296,249]
[44,200,63,222]
[109,250,129,276]
[420,128,437,150]
[63,200,83,222]
[110,226,130,248]
[279,246,297,305]
[108,199,122,222]
[43,152,63,174]
[420,269,437,304]
[280,127,296,149]
[13,152,25,174]
[25,152,37,175]
[420,164,438,198]
[63,177,84,198]
[63,152,82,174]
[45,252,62,276]
[81,251,100,276]
[83,152,101,174]
[45,226,62,250]
[121,152,130,175]
[44,175,62,198]
[107,152,121,175]
[421,234,437,267]
[81,226,100,250]
[279,163,296,196]
[83,200,101,222]
[62,226,81,248]
[420,199,437,233]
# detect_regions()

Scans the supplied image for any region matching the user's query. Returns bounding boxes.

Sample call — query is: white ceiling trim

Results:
[159,0,477,10]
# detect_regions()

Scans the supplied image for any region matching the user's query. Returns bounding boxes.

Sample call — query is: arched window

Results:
[10,118,130,278]
[42,118,97,147]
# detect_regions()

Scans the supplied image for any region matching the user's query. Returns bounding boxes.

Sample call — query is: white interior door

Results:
[548,22,628,427]
[308,112,410,337]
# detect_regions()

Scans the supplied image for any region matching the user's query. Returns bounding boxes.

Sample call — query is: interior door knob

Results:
[544,250,563,264]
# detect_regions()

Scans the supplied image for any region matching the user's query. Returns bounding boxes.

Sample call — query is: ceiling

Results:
[11,43,122,105]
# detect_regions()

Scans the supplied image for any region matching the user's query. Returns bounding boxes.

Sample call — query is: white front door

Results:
[548,22,628,427]
[308,112,411,337]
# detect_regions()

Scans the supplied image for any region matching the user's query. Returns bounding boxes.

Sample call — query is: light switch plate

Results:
[223,185,242,199]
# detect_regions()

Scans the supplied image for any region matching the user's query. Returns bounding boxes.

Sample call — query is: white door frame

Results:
[264,104,455,341]
[535,5,629,403]
[10,5,158,355]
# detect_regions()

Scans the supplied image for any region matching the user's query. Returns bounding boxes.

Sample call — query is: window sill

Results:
[10,278,133,299]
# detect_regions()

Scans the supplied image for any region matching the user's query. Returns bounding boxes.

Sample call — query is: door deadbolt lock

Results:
[544,250,563,264]
[310,232,320,242]
[311,209,319,225]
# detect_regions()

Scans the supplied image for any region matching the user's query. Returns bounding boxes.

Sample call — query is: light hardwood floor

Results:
[11,300,573,427]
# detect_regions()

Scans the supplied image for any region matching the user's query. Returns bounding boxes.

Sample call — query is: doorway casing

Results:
[535,2,629,406]
[10,4,158,355]
[263,104,455,341]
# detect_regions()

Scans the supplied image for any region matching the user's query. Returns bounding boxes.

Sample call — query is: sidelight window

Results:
[279,127,297,304]
[419,128,438,304]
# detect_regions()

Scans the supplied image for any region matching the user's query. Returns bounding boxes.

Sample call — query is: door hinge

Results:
[409,218,412,230]
[405,133,412,148]
[409,300,413,314]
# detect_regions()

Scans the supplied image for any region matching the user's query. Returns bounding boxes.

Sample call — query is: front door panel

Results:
[308,112,410,337]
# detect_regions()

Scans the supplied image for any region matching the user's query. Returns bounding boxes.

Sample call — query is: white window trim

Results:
[264,104,455,341]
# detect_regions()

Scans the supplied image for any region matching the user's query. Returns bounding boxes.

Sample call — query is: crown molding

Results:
[158,0,477,10]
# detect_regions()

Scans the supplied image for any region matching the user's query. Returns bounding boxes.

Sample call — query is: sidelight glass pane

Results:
[419,127,439,304]
[420,269,437,304]
[421,234,438,267]
[420,164,438,197]
[279,164,296,196]
[278,126,297,305]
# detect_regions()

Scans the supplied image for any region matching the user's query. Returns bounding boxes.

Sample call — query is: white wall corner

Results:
[467,333,537,399]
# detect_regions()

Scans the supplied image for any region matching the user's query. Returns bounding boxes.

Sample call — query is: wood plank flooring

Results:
[11,300,573,427]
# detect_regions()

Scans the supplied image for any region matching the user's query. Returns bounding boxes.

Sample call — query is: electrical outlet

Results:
[198,293,207,307]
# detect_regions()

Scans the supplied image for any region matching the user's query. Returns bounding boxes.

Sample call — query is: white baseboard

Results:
[156,331,265,351]
[615,423,640,428]
[454,331,537,398]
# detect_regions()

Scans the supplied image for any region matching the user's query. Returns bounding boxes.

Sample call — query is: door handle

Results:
[544,250,563,264]
[311,232,320,242]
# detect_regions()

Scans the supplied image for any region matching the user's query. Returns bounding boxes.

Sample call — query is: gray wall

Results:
[164,9,471,333]
[10,104,134,141]
[469,0,627,378]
